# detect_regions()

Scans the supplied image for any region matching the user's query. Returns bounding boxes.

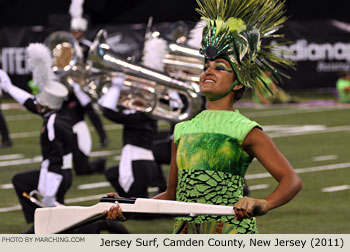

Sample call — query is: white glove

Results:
[0,69,13,93]
[42,196,57,207]
[168,90,183,110]
[72,82,91,107]
[98,74,126,111]
[111,75,125,87]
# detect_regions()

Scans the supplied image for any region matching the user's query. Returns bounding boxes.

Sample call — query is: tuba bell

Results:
[87,29,203,123]
[44,31,89,89]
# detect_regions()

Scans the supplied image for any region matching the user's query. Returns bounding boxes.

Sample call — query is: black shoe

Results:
[97,138,110,148]
[21,225,34,234]
[0,140,12,148]
[90,158,106,174]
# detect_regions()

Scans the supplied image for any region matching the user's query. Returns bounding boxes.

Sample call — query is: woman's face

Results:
[199,58,235,99]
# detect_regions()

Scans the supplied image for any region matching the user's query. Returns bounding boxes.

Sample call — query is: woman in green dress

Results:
[106,0,302,234]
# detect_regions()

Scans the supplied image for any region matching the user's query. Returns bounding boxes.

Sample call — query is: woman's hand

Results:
[102,192,127,221]
[233,196,270,220]
[103,204,127,221]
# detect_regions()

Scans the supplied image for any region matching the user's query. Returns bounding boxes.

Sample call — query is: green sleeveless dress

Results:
[173,110,261,234]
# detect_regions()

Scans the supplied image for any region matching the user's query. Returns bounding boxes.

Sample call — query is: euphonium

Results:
[87,29,203,123]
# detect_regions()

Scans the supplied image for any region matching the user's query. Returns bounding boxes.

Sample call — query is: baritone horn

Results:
[87,29,203,122]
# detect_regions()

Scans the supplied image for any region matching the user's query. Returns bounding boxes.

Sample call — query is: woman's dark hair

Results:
[234,86,246,102]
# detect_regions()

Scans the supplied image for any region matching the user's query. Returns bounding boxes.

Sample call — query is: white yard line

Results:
[248,184,269,191]
[268,125,350,138]
[0,194,106,213]
[0,154,24,161]
[64,194,106,204]
[313,155,338,162]
[243,105,350,118]
[0,184,13,189]
[5,114,39,121]
[0,156,42,167]
[0,205,22,213]
[246,162,350,180]
[90,150,120,157]
[321,185,350,192]
[0,150,120,168]
[10,131,40,139]
[78,182,111,190]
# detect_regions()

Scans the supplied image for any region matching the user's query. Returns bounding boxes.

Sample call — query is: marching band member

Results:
[68,0,110,150]
[0,71,12,148]
[1,44,73,233]
[99,75,166,199]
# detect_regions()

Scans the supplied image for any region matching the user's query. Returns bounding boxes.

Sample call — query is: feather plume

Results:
[26,43,54,91]
[187,21,206,49]
[141,36,168,72]
[69,0,84,18]
[196,0,294,88]
[69,0,87,31]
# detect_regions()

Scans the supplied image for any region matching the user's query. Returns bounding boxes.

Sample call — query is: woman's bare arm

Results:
[153,140,178,200]
[234,127,302,219]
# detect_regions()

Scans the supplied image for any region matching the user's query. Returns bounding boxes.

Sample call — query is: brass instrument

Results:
[44,31,88,88]
[87,29,203,122]
[45,29,203,122]
[164,42,204,83]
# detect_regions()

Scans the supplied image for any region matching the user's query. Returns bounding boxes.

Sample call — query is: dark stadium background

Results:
[0,0,349,27]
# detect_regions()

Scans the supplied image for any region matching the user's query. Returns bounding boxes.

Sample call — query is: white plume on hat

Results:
[26,43,68,110]
[141,36,168,72]
[26,43,54,91]
[69,0,87,31]
[186,20,206,49]
[141,35,183,110]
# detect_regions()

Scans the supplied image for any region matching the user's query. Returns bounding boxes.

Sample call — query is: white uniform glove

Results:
[0,69,13,93]
[0,69,33,104]
[98,74,126,111]
[42,196,57,207]
[71,82,91,107]
[111,75,125,87]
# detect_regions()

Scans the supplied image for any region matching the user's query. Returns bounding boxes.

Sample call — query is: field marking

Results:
[0,154,24,161]
[5,114,39,121]
[10,125,122,139]
[244,105,350,118]
[248,184,269,190]
[78,182,111,190]
[0,184,13,189]
[10,131,40,139]
[90,150,120,157]
[312,155,338,162]
[321,185,350,192]
[0,150,120,168]
[0,205,22,213]
[64,194,106,204]
[0,156,42,167]
[267,125,350,138]
[246,162,350,180]
[0,194,106,213]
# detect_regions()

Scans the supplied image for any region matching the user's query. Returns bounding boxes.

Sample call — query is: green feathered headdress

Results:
[196,0,294,90]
